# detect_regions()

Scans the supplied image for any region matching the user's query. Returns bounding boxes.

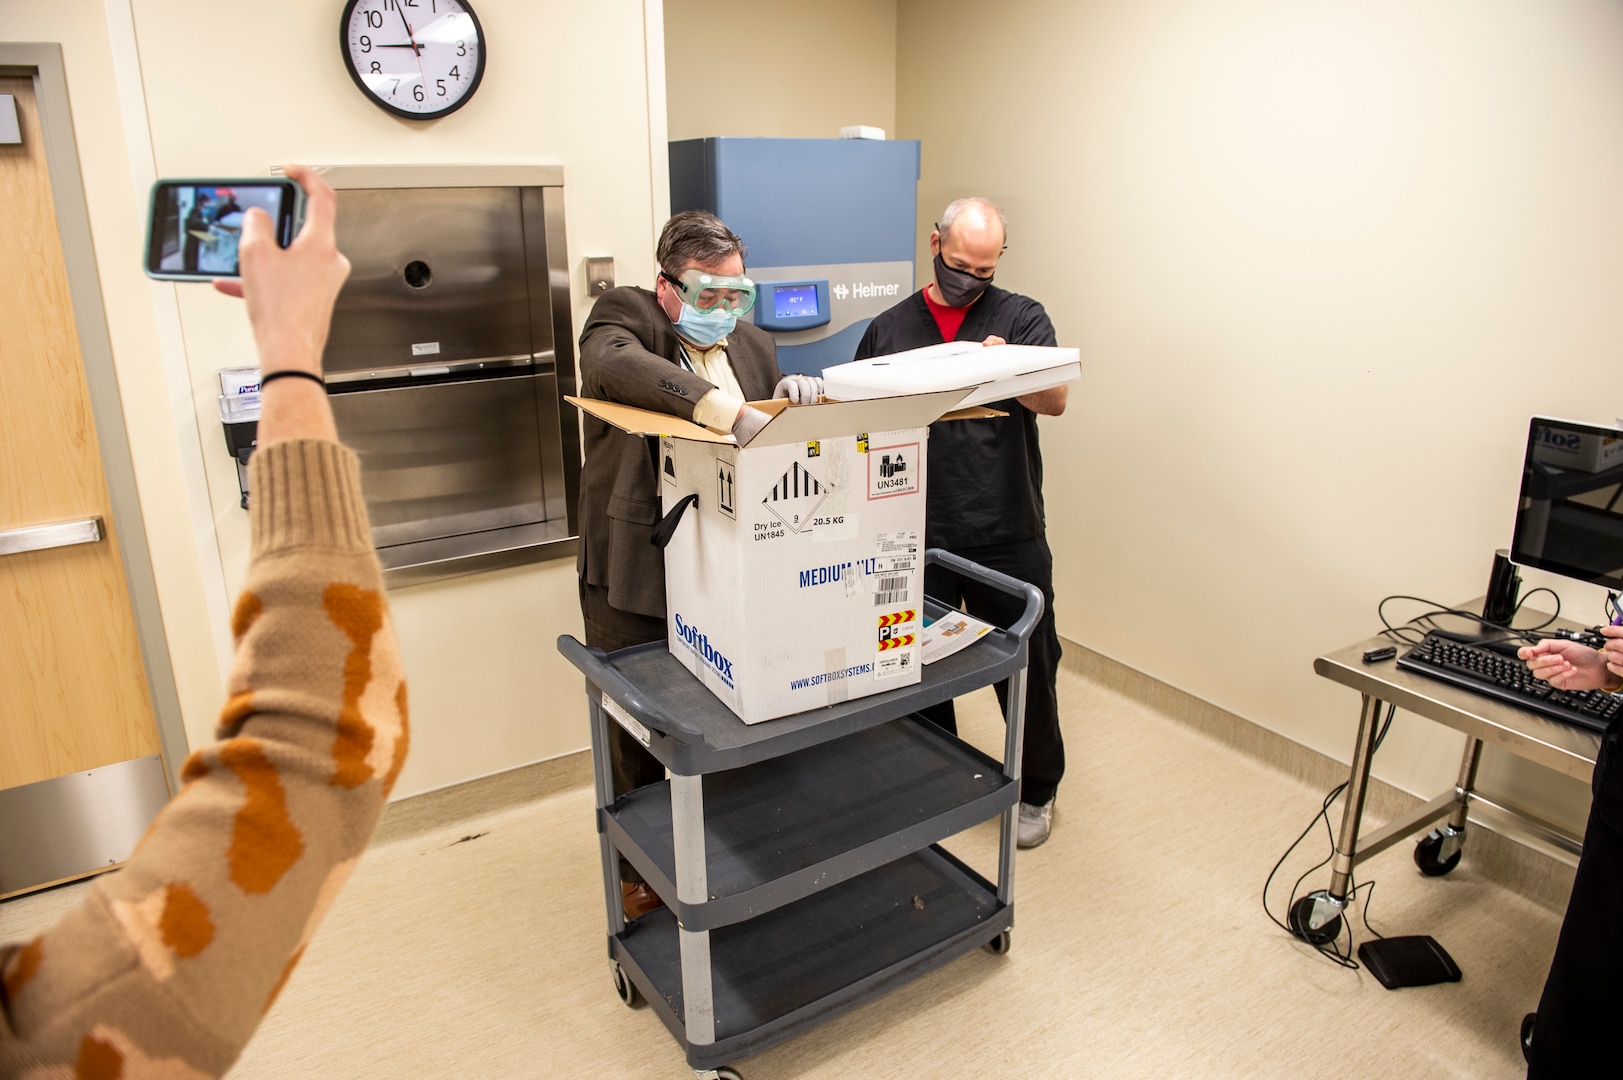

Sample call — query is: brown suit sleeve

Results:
[579,287,717,418]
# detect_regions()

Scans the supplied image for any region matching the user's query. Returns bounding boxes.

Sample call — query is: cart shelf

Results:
[563,595,1027,777]
[616,845,1007,1071]
[606,714,1018,930]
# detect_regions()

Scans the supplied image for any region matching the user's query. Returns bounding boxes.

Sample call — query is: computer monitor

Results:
[1510,416,1623,591]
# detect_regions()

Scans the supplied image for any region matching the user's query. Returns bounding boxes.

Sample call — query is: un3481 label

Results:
[867,441,920,500]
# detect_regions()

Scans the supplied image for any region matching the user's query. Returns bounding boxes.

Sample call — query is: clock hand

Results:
[396,7,424,57]
[396,6,429,100]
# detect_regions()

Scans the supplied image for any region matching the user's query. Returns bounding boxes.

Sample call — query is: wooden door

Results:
[0,75,161,789]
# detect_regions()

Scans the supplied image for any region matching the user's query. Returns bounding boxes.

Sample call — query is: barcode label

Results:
[601,693,650,748]
[873,575,911,606]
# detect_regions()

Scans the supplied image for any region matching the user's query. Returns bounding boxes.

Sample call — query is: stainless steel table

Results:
[1292,611,1601,943]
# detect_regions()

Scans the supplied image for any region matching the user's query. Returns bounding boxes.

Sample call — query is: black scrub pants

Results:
[921,535,1066,808]
[1527,715,1623,1077]
[579,580,667,884]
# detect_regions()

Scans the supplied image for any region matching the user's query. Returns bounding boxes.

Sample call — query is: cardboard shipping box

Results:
[570,389,980,724]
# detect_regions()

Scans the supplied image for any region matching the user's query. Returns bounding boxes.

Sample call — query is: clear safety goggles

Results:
[661,268,757,316]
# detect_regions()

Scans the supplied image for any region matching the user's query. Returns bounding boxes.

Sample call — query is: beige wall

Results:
[665,0,895,141]
[897,0,1623,834]
[4,0,670,799]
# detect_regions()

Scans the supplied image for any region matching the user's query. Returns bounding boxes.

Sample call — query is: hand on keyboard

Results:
[1397,633,1623,734]
[1519,627,1623,693]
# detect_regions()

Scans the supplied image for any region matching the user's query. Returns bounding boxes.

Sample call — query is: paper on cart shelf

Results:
[822,342,1081,409]
[920,609,994,665]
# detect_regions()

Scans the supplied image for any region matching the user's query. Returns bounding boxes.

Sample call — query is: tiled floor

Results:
[1,668,1556,1077]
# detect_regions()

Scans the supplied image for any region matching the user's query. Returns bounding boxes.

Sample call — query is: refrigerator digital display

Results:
[773,284,820,319]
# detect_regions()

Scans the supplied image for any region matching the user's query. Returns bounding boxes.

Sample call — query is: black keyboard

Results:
[1395,632,1623,735]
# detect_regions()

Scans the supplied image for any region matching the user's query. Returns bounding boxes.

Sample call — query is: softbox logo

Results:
[673,613,735,687]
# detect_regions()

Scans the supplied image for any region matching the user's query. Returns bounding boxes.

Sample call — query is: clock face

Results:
[341,0,486,120]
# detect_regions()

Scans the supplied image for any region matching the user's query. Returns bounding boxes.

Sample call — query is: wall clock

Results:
[341,0,486,120]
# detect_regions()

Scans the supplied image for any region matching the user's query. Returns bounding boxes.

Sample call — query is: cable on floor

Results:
[1262,702,1394,970]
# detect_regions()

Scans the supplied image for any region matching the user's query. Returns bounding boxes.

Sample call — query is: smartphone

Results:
[144,178,304,281]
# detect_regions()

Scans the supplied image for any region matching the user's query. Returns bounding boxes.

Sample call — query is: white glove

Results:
[731,404,773,445]
[772,374,824,405]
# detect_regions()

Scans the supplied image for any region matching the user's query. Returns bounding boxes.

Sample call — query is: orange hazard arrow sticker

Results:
[878,634,916,651]
[877,609,917,628]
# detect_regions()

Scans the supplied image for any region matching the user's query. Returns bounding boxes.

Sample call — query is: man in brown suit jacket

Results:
[577,211,801,917]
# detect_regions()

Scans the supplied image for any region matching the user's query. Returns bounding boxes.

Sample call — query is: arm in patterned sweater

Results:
[0,166,406,1079]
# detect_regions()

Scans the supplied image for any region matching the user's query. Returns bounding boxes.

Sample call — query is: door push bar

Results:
[0,517,104,558]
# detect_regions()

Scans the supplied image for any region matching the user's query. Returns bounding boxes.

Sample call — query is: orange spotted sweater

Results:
[0,439,409,1079]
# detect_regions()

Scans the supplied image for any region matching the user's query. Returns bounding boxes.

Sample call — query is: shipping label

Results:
[876,606,919,680]
[870,531,919,607]
[876,650,916,680]
[867,441,919,500]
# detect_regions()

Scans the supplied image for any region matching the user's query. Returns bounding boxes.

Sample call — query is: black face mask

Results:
[933,251,994,308]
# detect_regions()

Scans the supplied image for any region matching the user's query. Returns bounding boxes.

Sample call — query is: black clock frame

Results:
[339,0,487,121]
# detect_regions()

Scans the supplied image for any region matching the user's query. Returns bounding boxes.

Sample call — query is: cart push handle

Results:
[555,635,706,741]
[924,547,1045,644]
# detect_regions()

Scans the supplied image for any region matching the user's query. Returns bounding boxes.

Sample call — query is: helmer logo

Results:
[673,613,735,687]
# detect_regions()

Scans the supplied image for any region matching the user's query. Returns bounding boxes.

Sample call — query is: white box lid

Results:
[822,342,1080,407]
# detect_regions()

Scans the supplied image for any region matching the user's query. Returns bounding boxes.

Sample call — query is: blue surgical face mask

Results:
[674,301,736,347]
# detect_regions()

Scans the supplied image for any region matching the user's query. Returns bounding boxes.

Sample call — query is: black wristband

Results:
[259,369,326,390]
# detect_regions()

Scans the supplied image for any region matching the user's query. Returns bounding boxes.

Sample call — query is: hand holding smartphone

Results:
[144,178,305,280]
[203,163,350,445]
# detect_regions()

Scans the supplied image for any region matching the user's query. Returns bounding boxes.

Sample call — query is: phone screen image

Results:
[147,182,292,278]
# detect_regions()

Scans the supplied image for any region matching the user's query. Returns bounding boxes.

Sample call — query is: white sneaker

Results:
[1017,797,1055,849]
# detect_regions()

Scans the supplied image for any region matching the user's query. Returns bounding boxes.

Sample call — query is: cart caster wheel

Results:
[1288,895,1342,946]
[984,930,1012,955]
[610,960,641,1008]
[1521,1012,1536,1064]
[694,1069,742,1080]
[1415,832,1463,877]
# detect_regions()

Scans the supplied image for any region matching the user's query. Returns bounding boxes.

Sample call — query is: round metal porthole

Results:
[404,260,432,289]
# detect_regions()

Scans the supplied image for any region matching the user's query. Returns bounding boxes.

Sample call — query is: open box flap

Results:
[740,388,973,447]
[567,388,981,448]
[566,396,736,444]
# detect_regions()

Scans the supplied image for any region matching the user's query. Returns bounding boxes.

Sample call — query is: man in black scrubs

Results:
[1517,630,1623,1075]
[853,197,1069,848]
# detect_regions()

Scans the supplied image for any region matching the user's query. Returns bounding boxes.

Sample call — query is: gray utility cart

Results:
[557,550,1042,1080]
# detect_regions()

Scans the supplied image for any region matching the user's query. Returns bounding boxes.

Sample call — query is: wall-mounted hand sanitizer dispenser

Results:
[217,367,260,509]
